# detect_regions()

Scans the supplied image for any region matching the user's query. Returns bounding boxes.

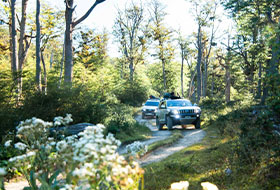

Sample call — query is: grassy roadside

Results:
[115,121,152,144]
[108,107,152,144]
[143,122,228,190]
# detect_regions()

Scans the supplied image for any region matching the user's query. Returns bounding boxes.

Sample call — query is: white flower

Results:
[100,147,107,154]
[8,157,17,162]
[14,142,27,150]
[26,151,36,157]
[65,114,73,124]
[60,184,73,190]
[56,140,67,152]
[171,181,189,190]
[0,168,6,176]
[4,140,12,147]
[106,175,112,182]
[127,178,134,185]
[54,121,61,126]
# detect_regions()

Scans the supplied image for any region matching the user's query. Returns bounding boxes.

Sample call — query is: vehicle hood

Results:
[142,106,158,109]
[168,106,200,110]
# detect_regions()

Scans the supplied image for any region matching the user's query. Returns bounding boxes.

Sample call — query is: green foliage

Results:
[147,62,181,95]
[20,85,111,124]
[105,104,135,134]
[74,29,108,71]
[114,79,149,106]
[267,74,280,117]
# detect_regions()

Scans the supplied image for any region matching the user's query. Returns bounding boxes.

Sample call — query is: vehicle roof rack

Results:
[163,92,181,100]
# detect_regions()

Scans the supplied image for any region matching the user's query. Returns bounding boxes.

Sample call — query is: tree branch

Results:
[73,0,106,28]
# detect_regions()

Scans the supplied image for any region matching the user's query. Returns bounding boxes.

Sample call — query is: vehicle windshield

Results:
[167,100,192,107]
[145,101,159,106]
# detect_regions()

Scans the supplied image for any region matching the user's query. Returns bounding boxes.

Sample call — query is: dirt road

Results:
[117,115,172,154]
[120,115,206,166]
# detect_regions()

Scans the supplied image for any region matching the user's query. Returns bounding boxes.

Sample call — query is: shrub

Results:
[4,115,144,189]
[114,80,149,107]
[105,104,135,135]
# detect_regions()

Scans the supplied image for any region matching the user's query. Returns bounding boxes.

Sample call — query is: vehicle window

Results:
[145,101,159,106]
[167,100,192,107]
[159,102,166,109]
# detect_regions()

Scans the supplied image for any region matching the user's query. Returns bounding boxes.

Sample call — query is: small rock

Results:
[50,123,94,135]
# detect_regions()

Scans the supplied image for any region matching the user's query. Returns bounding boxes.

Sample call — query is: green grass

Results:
[147,130,183,153]
[115,122,152,144]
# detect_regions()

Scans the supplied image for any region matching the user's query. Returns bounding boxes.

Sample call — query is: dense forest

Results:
[0,0,279,189]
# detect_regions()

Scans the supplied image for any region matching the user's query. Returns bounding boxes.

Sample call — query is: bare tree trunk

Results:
[49,51,54,69]
[196,24,202,102]
[11,0,19,94]
[64,0,74,85]
[158,39,167,92]
[59,41,65,88]
[129,60,134,81]
[225,64,231,103]
[36,0,41,91]
[203,58,208,97]
[256,61,262,99]
[188,70,196,99]
[18,0,29,95]
[9,17,13,75]
[181,50,184,97]
[120,61,124,79]
[41,51,47,95]
[211,69,215,97]
[162,59,166,92]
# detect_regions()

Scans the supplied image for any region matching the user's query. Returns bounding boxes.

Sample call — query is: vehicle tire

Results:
[167,116,173,130]
[156,117,163,130]
[142,113,145,119]
[194,118,201,129]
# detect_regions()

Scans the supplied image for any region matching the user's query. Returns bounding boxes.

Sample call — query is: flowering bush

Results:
[126,141,148,157]
[5,115,143,189]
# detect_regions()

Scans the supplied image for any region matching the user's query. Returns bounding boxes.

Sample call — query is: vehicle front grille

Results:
[179,109,194,114]
[146,109,155,112]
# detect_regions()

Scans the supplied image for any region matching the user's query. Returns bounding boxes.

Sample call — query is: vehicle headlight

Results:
[194,108,201,113]
[171,110,179,114]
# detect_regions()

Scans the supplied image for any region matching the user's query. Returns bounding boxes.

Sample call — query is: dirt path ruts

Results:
[139,129,206,166]
[117,115,172,154]
[119,115,206,166]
